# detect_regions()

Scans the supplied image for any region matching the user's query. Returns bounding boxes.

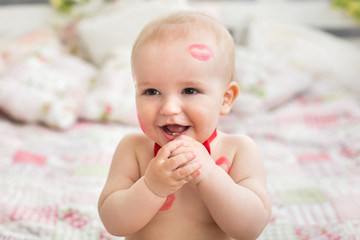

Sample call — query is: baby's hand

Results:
[144,139,202,197]
[172,135,216,185]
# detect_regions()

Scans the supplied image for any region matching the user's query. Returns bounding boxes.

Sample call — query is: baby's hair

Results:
[131,11,235,82]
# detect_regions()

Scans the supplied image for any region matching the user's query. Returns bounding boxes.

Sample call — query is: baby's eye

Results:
[183,88,198,95]
[144,89,160,95]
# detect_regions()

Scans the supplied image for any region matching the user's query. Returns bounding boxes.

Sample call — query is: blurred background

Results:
[0,0,360,46]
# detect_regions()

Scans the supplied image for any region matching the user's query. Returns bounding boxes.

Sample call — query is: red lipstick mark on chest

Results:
[187,44,214,61]
[160,194,175,211]
[215,157,231,173]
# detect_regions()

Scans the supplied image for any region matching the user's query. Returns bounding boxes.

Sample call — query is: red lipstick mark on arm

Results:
[187,44,214,61]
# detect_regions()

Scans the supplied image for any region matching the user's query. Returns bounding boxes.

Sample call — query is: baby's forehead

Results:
[136,31,219,56]
[136,17,225,49]
[133,38,219,70]
[131,15,235,82]
[143,26,215,42]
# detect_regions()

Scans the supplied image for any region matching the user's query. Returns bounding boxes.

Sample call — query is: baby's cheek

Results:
[137,115,146,133]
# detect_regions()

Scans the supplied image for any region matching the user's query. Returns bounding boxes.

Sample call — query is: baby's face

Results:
[133,37,228,146]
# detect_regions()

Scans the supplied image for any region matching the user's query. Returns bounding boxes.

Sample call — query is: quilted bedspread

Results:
[1,3,360,240]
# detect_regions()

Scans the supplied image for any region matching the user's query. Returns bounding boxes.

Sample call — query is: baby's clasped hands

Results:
[144,139,202,198]
[171,135,217,185]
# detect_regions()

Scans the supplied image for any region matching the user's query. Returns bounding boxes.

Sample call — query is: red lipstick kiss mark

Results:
[187,44,213,61]
[160,194,175,211]
[215,157,231,173]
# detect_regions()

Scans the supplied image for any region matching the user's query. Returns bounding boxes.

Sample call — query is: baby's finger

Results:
[170,145,191,158]
[158,140,184,158]
[174,160,202,181]
[167,151,196,170]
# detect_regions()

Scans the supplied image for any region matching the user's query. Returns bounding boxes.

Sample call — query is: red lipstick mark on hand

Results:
[187,44,213,61]
[160,194,175,211]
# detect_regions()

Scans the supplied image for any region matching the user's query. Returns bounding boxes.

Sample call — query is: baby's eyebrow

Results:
[187,44,214,61]
[134,81,154,88]
[181,78,207,86]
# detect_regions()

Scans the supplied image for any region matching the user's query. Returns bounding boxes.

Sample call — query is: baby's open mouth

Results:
[162,125,189,136]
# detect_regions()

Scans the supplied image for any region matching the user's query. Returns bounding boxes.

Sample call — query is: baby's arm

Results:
[98,134,201,236]
[176,134,271,240]
[198,135,271,239]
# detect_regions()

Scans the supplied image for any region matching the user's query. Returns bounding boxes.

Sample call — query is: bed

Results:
[0,2,360,239]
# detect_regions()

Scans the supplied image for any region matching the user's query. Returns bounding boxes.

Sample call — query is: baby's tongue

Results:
[166,125,186,134]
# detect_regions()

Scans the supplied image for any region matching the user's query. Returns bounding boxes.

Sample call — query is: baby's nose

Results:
[160,96,182,115]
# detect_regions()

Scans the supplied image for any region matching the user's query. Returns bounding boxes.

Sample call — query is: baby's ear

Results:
[220,81,239,115]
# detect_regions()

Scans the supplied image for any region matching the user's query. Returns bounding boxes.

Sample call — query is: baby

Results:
[98,11,271,240]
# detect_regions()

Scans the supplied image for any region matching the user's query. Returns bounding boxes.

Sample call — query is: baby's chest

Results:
[141,190,228,240]
[155,185,213,223]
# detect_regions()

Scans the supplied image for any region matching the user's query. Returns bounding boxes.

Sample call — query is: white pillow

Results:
[76,0,190,65]
[78,47,137,124]
[246,17,360,95]
[233,46,311,116]
[0,48,96,129]
[0,29,63,68]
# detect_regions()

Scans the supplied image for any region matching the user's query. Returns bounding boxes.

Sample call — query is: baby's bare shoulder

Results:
[119,132,150,145]
[218,132,258,153]
[218,132,263,178]
[115,133,152,154]
[111,133,151,172]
